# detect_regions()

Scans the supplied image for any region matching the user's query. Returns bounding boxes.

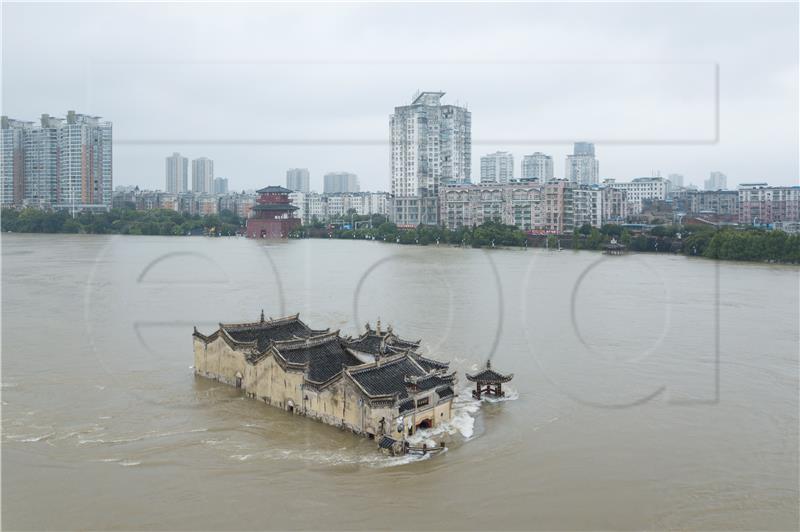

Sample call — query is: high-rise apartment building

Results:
[55,111,113,212]
[286,168,310,193]
[521,152,554,182]
[705,171,727,191]
[192,157,214,194]
[480,151,514,184]
[323,172,359,194]
[668,173,684,188]
[3,111,113,211]
[213,177,229,195]
[565,142,599,185]
[165,152,188,193]
[23,115,61,207]
[390,91,471,225]
[0,116,29,206]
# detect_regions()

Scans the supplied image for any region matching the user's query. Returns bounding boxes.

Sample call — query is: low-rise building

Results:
[673,189,739,221]
[738,183,800,225]
[604,177,671,215]
[573,185,603,229]
[438,180,577,233]
[601,187,627,224]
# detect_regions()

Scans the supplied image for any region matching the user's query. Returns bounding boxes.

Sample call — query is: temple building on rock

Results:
[193,313,456,448]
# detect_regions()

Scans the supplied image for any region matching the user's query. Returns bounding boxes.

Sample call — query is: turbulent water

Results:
[2,234,798,530]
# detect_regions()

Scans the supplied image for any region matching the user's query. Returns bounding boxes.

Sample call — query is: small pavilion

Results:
[466,360,513,399]
[603,238,626,256]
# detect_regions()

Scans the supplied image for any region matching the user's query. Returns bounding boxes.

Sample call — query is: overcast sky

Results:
[2,2,798,192]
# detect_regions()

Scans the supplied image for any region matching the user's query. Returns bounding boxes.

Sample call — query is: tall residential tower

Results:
[323,172,359,193]
[165,152,189,193]
[286,168,310,193]
[521,152,554,181]
[565,142,599,185]
[192,157,214,194]
[390,91,471,225]
[480,151,514,184]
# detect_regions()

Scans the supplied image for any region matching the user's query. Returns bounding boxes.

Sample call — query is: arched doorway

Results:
[416,419,432,430]
[286,400,295,414]
[234,372,243,389]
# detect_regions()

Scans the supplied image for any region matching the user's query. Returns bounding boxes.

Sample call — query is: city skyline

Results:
[2,3,797,192]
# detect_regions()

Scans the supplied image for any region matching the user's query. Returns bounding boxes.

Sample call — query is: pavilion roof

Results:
[256,185,294,194]
[466,360,514,384]
[252,203,299,212]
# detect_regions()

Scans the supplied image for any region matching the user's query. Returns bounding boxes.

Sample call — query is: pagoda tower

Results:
[246,186,301,238]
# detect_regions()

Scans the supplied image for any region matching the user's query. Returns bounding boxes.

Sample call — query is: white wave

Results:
[230,454,252,461]
[78,427,208,446]
[480,386,519,403]
[98,416,112,420]
[371,451,436,468]
[1,382,18,389]
[119,460,141,467]
[13,432,55,443]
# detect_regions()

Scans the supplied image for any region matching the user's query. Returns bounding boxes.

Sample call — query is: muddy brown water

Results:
[2,234,798,530]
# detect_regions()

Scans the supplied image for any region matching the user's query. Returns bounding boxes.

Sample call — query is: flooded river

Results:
[2,234,798,530]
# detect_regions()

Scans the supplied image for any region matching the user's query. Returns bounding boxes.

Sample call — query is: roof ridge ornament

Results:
[260,309,265,323]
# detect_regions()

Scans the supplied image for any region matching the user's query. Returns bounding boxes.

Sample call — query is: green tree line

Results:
[293,218,528,248]
[1,207,244,236]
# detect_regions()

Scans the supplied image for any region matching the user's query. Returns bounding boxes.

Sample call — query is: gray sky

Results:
[2,2,798,192]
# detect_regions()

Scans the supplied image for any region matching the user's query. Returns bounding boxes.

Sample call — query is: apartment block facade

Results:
[604,177,671,215]
[521,152,554,182]
[1,111,112,211]
[738,184,800,225]
[286,168,310,193]
[165,152,189,194]
[390,91,471,226]
[565,142,599,185]
[480,151,514,184]
[323,172,360,194]
[192,157,214,194]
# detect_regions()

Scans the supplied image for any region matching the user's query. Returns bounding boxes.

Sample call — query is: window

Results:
[416,397,429,408]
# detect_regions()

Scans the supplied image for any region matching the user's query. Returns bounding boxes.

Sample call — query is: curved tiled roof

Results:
[256,185,294,194]
[347,355,426,398]
[252,203,299,212]
[466,361,513,384]
[436,386,455,400]
[273,334,361,384]
[220,314,327,351]
[411,353,450,372]
[407,372,455,391]
[345,329,420,355]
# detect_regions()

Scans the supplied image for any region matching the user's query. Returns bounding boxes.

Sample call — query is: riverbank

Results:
[3,207,799,264]
[295,220,800,264]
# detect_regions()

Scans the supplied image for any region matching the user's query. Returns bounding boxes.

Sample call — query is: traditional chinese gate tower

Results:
[246,186,301,239]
